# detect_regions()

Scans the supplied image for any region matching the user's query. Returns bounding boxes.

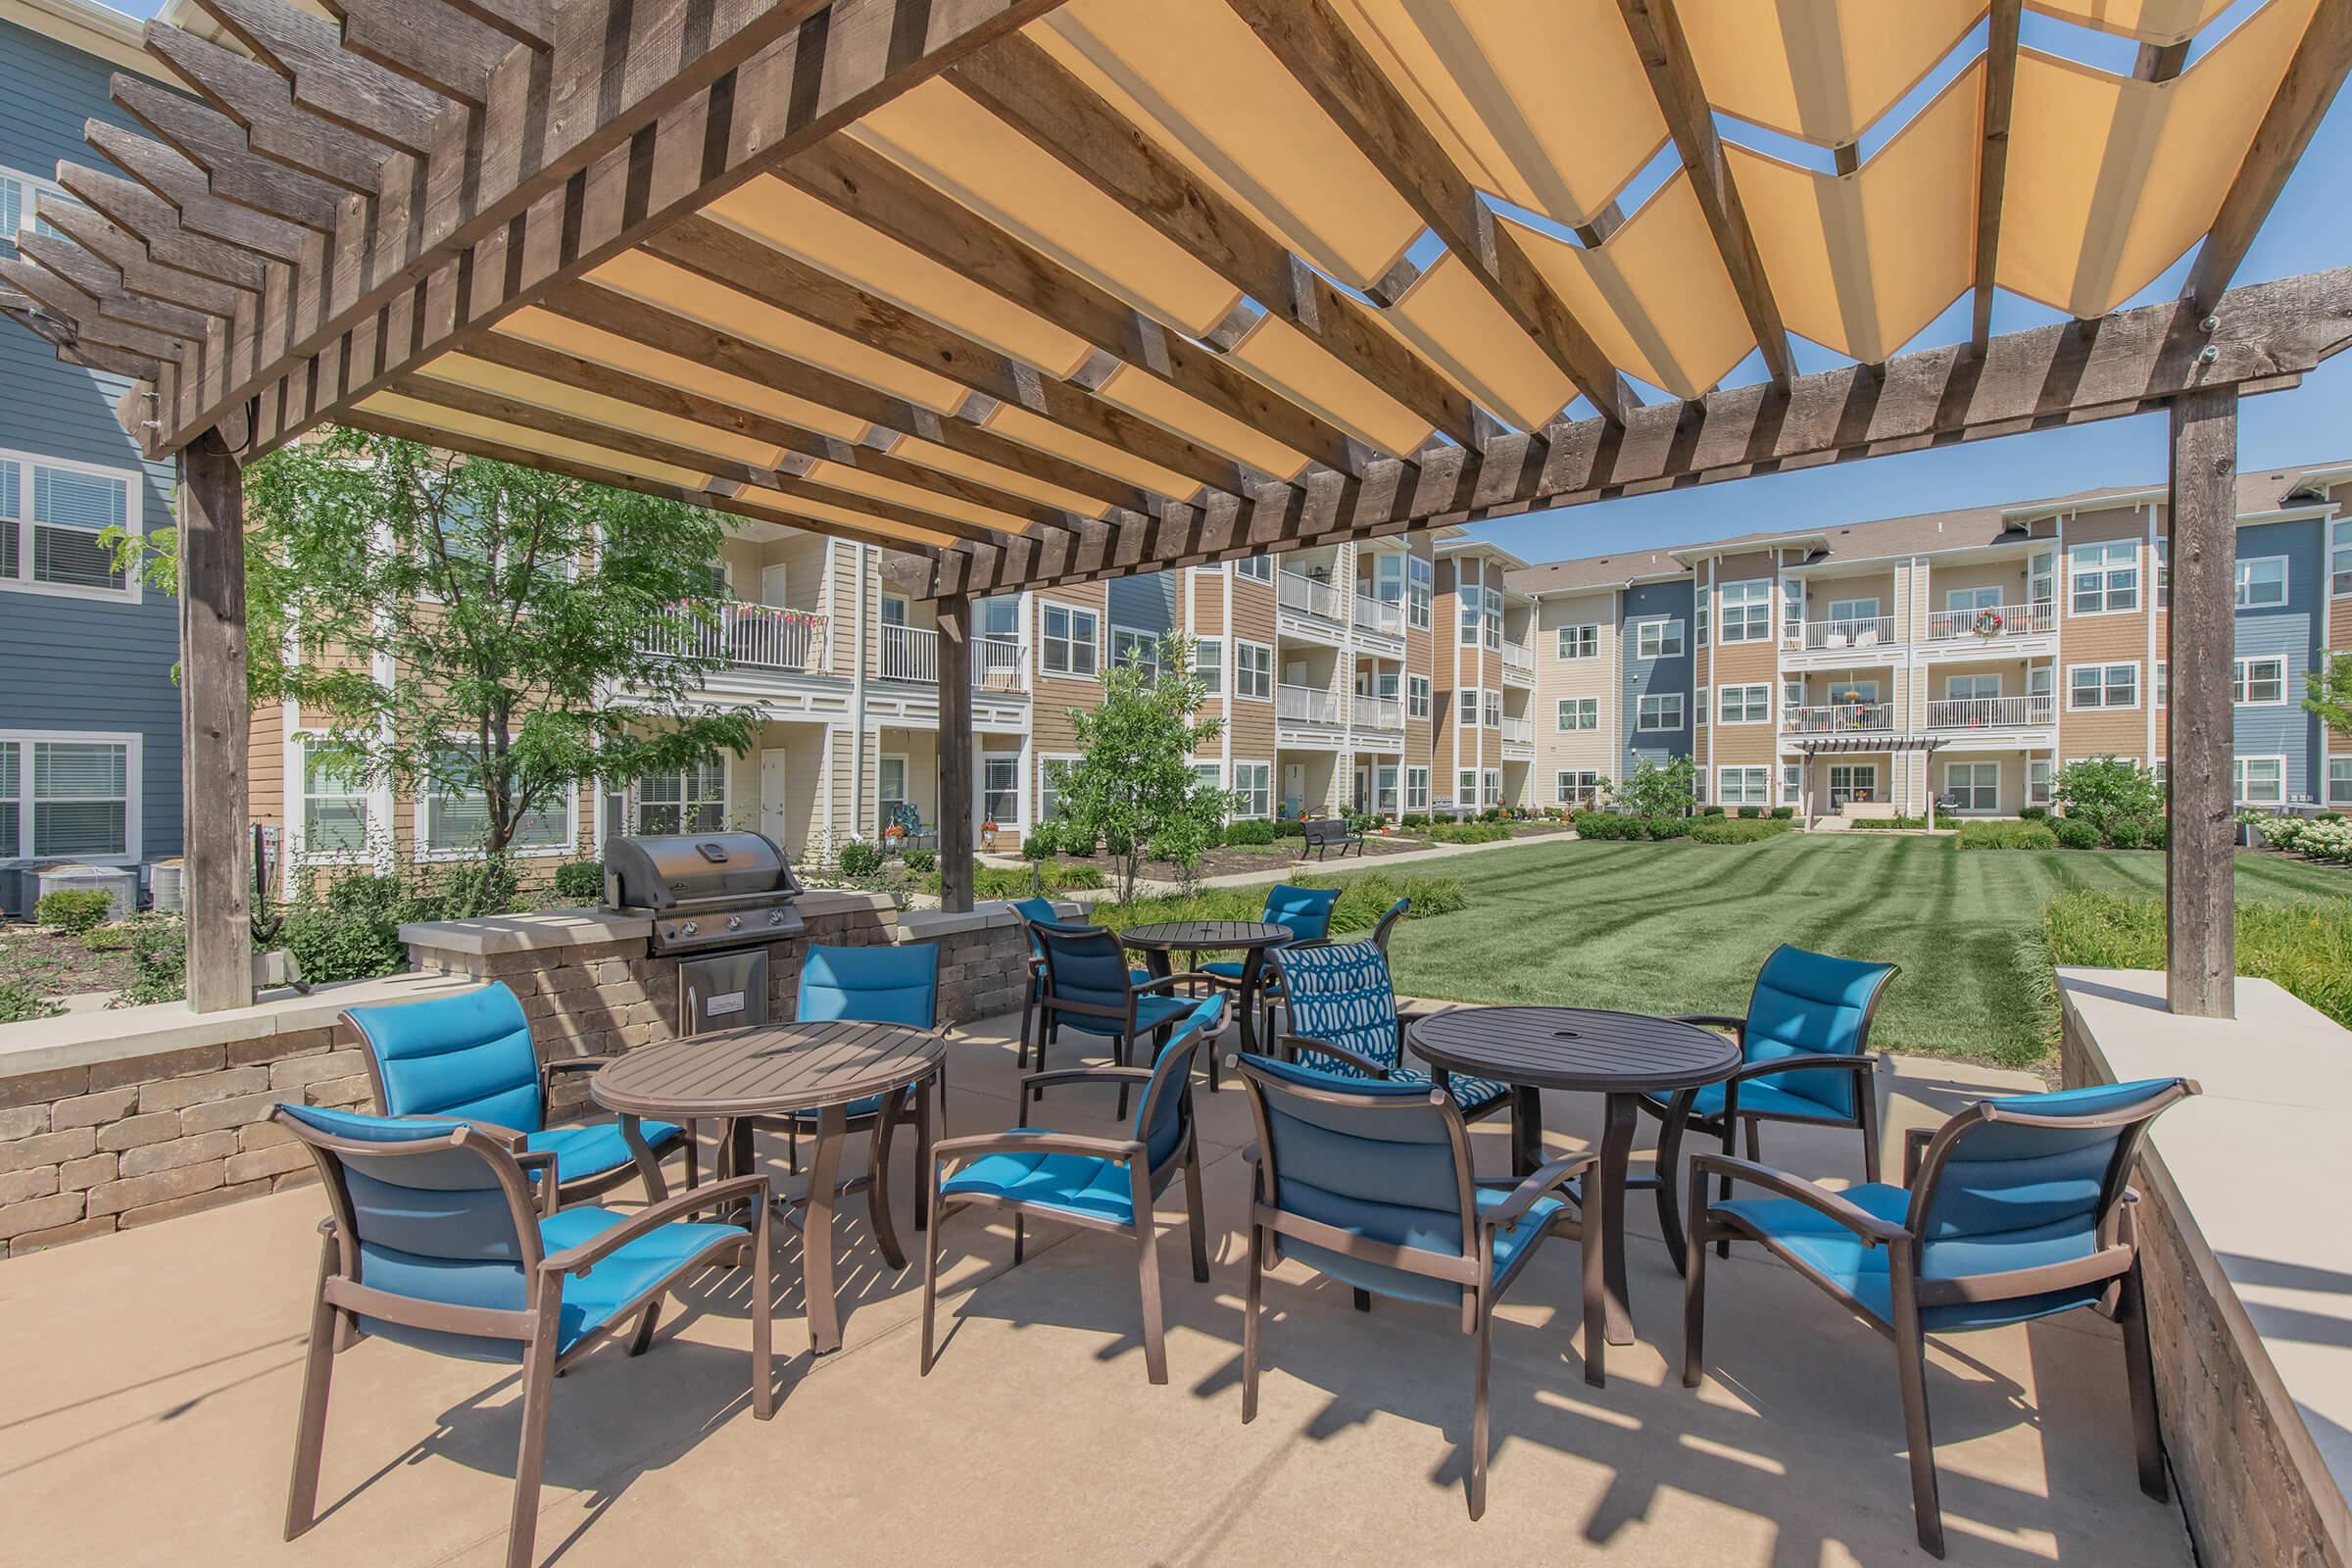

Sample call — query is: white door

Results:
[1282,761,1305,816]
[759,748,792,846]
[760,564,790,607]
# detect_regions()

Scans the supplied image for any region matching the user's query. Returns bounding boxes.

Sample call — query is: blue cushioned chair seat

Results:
[938,1143,1137,1224]
[539,1206,746,1351]
[1716,1182,2108,1330]
[1690,1078,1854,1124]
[521,1120,682,1183]
[1201,958,1248,980]
[784,1092,897,1123]
[1061,991,1196,1038]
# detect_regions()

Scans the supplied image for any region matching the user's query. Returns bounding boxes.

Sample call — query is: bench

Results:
[1300,817,1365,860]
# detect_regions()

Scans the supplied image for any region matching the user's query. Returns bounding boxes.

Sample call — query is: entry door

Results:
[760,564,790,607]
[1282,761,1305,816]
[759,748,792,845]
[1353,764,1370,809]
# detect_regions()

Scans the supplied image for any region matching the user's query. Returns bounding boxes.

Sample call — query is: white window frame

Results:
[1826,596,1882,626]
[2233,756,2286,807]
[1943,760,2001,814]
[1945,673,2002,702]
[1781,762,1801,805]
[1719,684,1770,725]
[979,752,1021,827]
[2234,656,2287,706]
[1455,768,1478,807]
[2328,756,2352,806]
[0,446,144,604]
[0,731,142,865]
[1232,760,1273,819]
[1404,766,1430,811]
[1637,693,1684,732]
[1717,765,1769,807]
[1039,600,1101,679]
[1407,556,1433,628]
[1037,754,1079,822]
[415,745,577,859]
[1108,625,1160,676]
[1719,580,1773,643]
[2332,518,2352,599]
[2236,556,2288,610]
[0,162,67,257]
[1193,636,1222,695]
[2069,539,2139,616]
[1459,689,1481,729]
[1407,674,1431,719]
[1482,768,1501,808]
[1694,686,1708,728]
[2028,758,2054,808]
[1634,617,1686,660]
[1557,623,1599,660]
[1944,584,2003,612]
[2067,662,2139,710]
[1233,555,1273,584]
[1234,639,1274,702]
[1555,768,1601,806]
[1481,689,1500,730]
[291,736,373,863]
[1556,697,1598,732]
[633,757,729,837]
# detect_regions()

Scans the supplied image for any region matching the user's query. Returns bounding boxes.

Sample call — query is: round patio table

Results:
[592,1020,944,1356]
[1121,919,1293,1090]
[1406,1005,1740,1348]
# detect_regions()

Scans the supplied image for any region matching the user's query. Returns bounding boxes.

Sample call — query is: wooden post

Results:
[2165,385,2238,1018]
[178,426,254,1012]
[936,593,974,914]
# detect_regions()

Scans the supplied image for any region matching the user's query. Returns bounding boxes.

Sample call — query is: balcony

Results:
[1276,682,1343,725]
[1925,695,2054,730]
[1784,615,1898,654]
[1351,694,1403,732]
[1501,715,1535,743]
[641,600,829,673]
[1501,643,1535,684]
[1278,568,1344,624]
[875,625,1028,691]
[1923,601,2056,644]
[1783,703,1892,735]
[1352,592,1404,638]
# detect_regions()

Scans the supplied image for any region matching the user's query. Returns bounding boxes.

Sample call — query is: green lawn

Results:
[1382,834,2350,1068]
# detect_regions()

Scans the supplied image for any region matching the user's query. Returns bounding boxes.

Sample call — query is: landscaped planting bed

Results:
[2043,889,2352,1028]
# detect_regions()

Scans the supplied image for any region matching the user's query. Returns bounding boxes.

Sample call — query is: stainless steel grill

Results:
[604,830,806,956]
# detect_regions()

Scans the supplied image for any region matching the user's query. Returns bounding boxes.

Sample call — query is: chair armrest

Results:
[541,1055,618,1076]
[1477,1152,1597,1225]
[1131,970,1219,997]
[1725,1052,1879,1083]
[1016,1064,1154,1125]
[1902,1126,1935,1185]
[932,1129,1145,1165]
[1692,1153,1908,1245]
[1280,1033,1392,1078]
[1670,1013,1748,1034]
[421,1114,531,1152]
[538,1174,769,1275]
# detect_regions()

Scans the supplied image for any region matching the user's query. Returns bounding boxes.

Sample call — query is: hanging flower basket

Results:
[1972,608,2005,638]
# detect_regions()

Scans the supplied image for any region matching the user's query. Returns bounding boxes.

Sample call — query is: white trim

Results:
[2234,554,2290,610]
[2232,754,2289,807]
[2066,537,2140,617]
[2065,662,2139,710]
[1231,759,1274,819]
[284,730,377,870]
[1718,683,1770,725]
[410,742,580,859]
[1037,597,1101,681]
[0,728,142,866]
[1633,615,1687,660]
[1716,764,1769,808]
[2232,656,2290,707]
[1233,638,1274,702]
[1555,696,1598,732]
[0,444,145,604]
[1717,578,1773,643]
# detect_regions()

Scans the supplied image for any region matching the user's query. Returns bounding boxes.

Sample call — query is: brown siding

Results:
[2059,504,2157,760]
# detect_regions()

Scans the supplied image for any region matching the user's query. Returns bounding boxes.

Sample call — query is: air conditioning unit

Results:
[149,858,185,914]
[35,863,138,920]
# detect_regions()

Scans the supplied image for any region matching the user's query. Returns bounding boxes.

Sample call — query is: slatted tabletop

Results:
[1409,1005,1740,1095]
[592,1020,945,1121]
[1121,920,1294,951]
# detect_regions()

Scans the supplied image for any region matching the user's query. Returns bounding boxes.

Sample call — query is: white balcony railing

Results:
[1783,703,1893,735]
[1279,569,1344,623]
[642,600,829,673]
[1785,614,1899,653]
[1923,601,2057,643]
[1501,643,1536,677]
[1277,682,1343,724]
[1352,593,1404,637]
[973,637,1027,692]
[876,625,1029,690]
[1501,716,1535,743]
[1352,694,1403,731]
[1925,695,2054,730]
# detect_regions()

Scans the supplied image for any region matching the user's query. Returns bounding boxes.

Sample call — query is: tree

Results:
[2308,649,2352,740]
[2052,756,2164,834]
[115,428,758,867]
[1044,632,1227,900]
[1608,756,1698,818]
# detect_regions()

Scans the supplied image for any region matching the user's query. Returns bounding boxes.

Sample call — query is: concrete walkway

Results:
[977,825,1582,901]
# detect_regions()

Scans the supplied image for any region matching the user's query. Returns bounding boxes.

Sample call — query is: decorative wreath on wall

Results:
[1972,608,2006,637]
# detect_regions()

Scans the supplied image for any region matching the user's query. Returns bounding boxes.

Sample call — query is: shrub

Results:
[2052,757,2164,839]
[1400,813,1430,830]
[36,889,115,934]
[0,977,64,1024]
[436,858,522,918]
[80,922,134,953]
[2104,817,2146,851]
[1427,820,1510,845]
[1226,818,1277,846]
[2018,806,2049,821]
[2045,891,2352,1029]
[1850,815,1926,830]
[1700,805,1726,817]
[1274,817,1307,838]
[1688,817,1794,844]
[837,839,885,878]
[2053,818,2102,851]
[1770,806,1794,820]
[2142,816,2169,850]
[552,859,605,904]
[1021,821,1059,858]
[1737,806,1763,820]
[902,849,937,874]
[1956,820,2059,851]
[281,873,415,984]
[1642,815,1690,840]
[118,915,188,1006]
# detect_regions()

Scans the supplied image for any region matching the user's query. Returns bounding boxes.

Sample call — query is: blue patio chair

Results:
[773,944,940,1226]
[1368,894,1411,955]
[921,995,1227,1386]
[343,983,693,1207]
[1638,944,1898,1250]
[1196,882,1342,1089]
[1232,1053,1602,1519]
[1685,1077,2198,1557]
[1020,913,1210,1119]
[1267,940,1512,1130]
[273,1102,773,1568]
[1012,897,1154,1072]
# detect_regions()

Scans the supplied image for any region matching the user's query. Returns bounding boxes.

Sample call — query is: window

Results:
[1828,762,1878,808]
[0,164,66,258]
[1484,595,1501,650]
[981,755,1019,824]
[1638,694,1684,731]
[1189,636,1221,696]
[1945,674,2000,702]
[2068,662,2139,710]
[2028,758,2053,808]
[2070,539,2139,614]
[2233,757,2285,806]
[1482,689,1500,730]
[1234,555,1272,583]
[1690,768,1706,806]
[877,756,907,827]
[2029,664,2055,698]
[1408,556,1432,627]
[1944,760,2000,813]
[1405,767,1431,810]
[300,741,369,855]
[1782,578,1806,643]
[636,758,727,835]
[1458,690,1480,729]
[1781,762,1801,804]
[2236,557,2287,609]
[1233,761,1272,818]
[1694,686,1707,727]
[1040,602,1100,677]
[1038,756,1076,822]
[424,750,567,854]
[978,595,1020,641]
[1783,678,1804,715]
[1557,698,1598,731]
[0,452,137,596]
[2333,518,2352,598]
[1719,684,1769,724]
[2234,657,2286,704]
[2329,757,2352,806]
[1407,675,1431,719]
[1557,623,1598,660]
[1945,585,2002,612]
[1482,768,1501,807]
[1635,618,1685,659]
[1718,766,1769,807]
[2155,538,2170,609]
[1372,764,1400,814]
[1457,582,1483,645]
[1556,769,1601,807]
[1109,626,1160,676]
[1694,594,1708,648]
[1720,580,1772,642]
[1235,640,1273,701]
[1,738,132,859]
[2156,661,2168,708]
[1373,551,1407,609]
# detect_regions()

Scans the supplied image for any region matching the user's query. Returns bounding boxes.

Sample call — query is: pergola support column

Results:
[2165,384,2238,1018]
[178,426,254,1013]
[936,593,974,914]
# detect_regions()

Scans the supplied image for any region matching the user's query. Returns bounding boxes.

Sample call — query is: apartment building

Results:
[1513,461,2352,821]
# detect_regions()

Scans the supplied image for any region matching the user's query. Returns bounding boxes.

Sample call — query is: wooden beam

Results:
[112,74,349,230]
[1616,0,1795,388]
[81,123,311,263]
[0,299,163,380]
[2165,383,2237,1017]
[38,203,251,319]
[179,427,255,1013]
[900,264,2352,595]
[950,35,1484,448]
[1971,0,2022,356]
[56,163,273,291]
[193,0,451,151]
[316,0,521,109]
[435,0,550,51]
[935,592,975,913]
[1225,0,1634,427]
[143,22,395,193]
[2183,0,2352,314]
[15,231,217,337]
[0,256,188,362]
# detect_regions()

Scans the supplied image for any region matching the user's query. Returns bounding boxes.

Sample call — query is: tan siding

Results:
[249,702,284,836]
[1534,589,1616,792]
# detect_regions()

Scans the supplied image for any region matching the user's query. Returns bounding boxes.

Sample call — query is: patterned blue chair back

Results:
[1263,883,1341,945]
[1238,1054,1473,1307]
[345,983,543,1133]
[1740,945,1897,1118]
[1270,941,1401,1079]
[1137,996,1226,1169]
[1907,1078,2191,1327]
[275,1102,542,1361]
[1031,918,1140,1036]
[798,942,939,1029]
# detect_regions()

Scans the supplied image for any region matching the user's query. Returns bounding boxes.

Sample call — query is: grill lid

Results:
[605,830,800,910]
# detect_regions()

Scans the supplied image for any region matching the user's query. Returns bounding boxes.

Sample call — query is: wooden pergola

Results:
[3,0,2350,1016]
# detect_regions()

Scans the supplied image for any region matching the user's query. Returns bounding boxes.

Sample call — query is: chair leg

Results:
[2118,1259,2168,1500]
[1184,1144,1209,1285]
[506,1298,563,1568]
[787,1118,800,1176]
[1681,1163,1708,1389]
[1742,1116,1762,1163]
[752,1195,776,1420]
[1133,1170,1168,1385]
[1581,1199,1608,1389]
[1018,984,1036,1072]
[912,1079,935,1232]
[1890,1292,1945,1558]
[1714,1117,1739,1260]
[1468,1294,1494,1521]
[627,1296,663,1356]
[1859,1085,1884,1186]
[1351,1288,1372,1313]
[920,1190,947,1377]
[680,1121,699,1191]
[1242,1220,1264,1424]
[283,1239,341,1542]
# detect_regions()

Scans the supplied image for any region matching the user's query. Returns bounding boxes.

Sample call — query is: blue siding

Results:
[2232,517,2326,805]
[1106,572,1177,640]
[1620,581,1694,776]
[1,21,183,910]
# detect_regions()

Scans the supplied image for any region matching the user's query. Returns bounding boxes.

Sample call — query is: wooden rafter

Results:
[14,232,214,339]
[80,123,311,262]
[1616,0,1794,388]
[112,74,350,231]
[55,164,272,291]
[1971,0,2023,356]
[37,204,250,320]
[1225,0,1636,427]
[143,23,396,194]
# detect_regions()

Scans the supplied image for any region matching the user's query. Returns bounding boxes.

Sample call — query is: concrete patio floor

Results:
[0,1006,2192,1567]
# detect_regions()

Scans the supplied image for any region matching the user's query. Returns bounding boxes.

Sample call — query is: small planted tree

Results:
[1045,632,1227,900]
[2308,649,2352,746]
[2052,757,2165,839]
[1608,756,1699,819]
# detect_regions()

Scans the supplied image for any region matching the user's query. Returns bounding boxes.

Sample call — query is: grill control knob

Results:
[680,921,698,937]
[768,908,788,926]
[727,914,743,931]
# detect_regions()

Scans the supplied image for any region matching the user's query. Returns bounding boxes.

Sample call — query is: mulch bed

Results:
[0,921,137,1003]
